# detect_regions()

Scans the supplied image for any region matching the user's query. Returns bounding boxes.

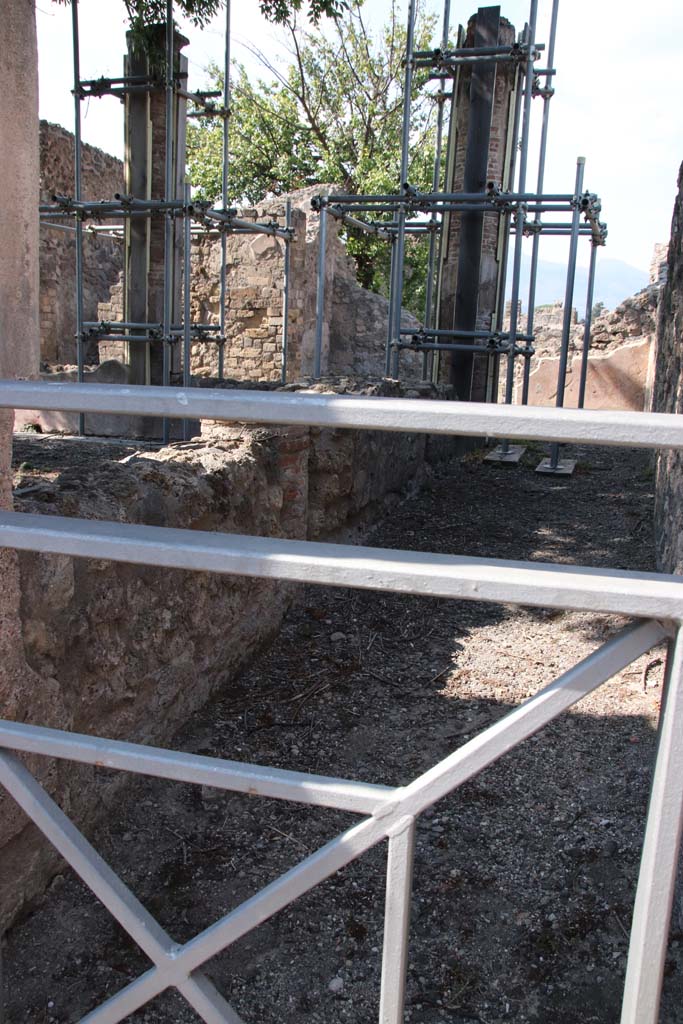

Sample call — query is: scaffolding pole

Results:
[489,0,538,462]
[218,0,231,382]
[183,183,192,441]
[161,0,175,445]
[385,235,398,376]
[538,156,586,475]
[281,199,292,385]
[578,241,598,410]
[522,0,560,405]
[422,0,451,381]
[314,205,327,379]
[390,0,417,379]
[71,0,85,436]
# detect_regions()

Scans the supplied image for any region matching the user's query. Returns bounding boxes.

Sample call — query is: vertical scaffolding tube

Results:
[390,0,417,379]
[218,0,231,382]
[182,184,192,441]
[578,241,597,409]
[422,0,451,381]
[161,0,175,444]
[313,205,327,379]
[494,59,524,337]
[281,199,292,385]
[521,0,560,405]
[548,156,585,470]
[71,0,85,436]
[490,55,524,404]
[502,0,538,410]
[385,234,397,377]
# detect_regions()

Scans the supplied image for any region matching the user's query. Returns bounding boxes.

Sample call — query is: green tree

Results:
[56,0,345,29]
[187,0,440,314]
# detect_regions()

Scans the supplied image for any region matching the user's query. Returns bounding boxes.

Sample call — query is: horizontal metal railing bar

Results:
[0,719,391,814]
[2,379,683,450]
[2,510,683,621]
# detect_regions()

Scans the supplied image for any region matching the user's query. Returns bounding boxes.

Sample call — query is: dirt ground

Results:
[3,436,682,1023]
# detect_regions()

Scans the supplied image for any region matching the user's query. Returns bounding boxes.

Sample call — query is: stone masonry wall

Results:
[39,122,124,365]
[3,386,454,927]
[190,200,307,381]
[653,163,683,573]
[189,186,423,383]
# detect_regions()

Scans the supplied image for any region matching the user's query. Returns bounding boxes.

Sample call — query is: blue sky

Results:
[36,0,683,278]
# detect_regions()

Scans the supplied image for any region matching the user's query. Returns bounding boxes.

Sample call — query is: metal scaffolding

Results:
[39,0,295,438]
[311,0,607,474]
[41,0,607,461]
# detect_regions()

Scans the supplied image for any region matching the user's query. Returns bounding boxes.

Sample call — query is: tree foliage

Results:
[187,0,439,313]
[55,0,346,28]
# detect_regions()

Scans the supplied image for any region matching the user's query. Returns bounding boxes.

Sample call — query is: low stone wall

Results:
[653,164,683,573]
[3,383,454,927]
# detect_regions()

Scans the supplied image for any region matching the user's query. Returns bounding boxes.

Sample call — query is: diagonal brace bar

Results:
[0,751,244,1024]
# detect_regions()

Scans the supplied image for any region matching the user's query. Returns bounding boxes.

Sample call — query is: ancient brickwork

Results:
[190,200,307,381]
[189,187,422,383]
[39,122,124,365]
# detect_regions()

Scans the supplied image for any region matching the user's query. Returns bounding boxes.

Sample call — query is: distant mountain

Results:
[506,254,648,314]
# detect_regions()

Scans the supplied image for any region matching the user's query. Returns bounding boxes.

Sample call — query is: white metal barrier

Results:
[1,379,682,1024]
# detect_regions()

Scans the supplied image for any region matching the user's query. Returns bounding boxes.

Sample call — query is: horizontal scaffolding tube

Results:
[1,510,682,621]
[2,380,683,451]
[323,191,575,205]
[201,210,292,239]
[326,207,392,240]
[396,341,514,354]
[413,43,537,59]
[398,327,534,341]
[417,53,536,67]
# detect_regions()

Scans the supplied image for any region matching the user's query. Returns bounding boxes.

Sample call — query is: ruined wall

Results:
[653,164,683,573]
[188,187,423,383]
[190,200,307,381]
[39,122,124,365]
[3,382,454,926]
[501,288,659,411]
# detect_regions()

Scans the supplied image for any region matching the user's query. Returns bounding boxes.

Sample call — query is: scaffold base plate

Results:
[535,458,576,476]
[485,445,525,464]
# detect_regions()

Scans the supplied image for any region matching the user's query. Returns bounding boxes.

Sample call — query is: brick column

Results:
[438,8,516,401]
